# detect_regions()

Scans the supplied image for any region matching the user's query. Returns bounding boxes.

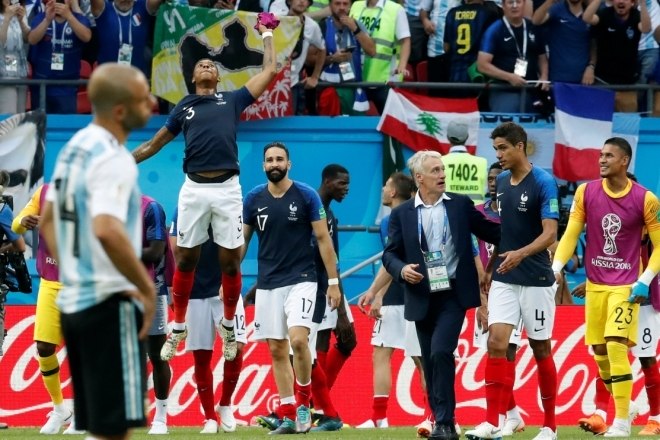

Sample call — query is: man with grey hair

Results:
[442,120,488,204]
[382,150,500,440]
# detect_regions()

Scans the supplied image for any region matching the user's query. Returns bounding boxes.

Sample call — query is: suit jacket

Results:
[382,192,500,322]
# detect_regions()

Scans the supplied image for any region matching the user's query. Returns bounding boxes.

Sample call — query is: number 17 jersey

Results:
[243,181,326,290]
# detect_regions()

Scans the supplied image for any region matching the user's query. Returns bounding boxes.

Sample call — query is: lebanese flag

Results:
[377,89,479,154]
[553,83,614,182]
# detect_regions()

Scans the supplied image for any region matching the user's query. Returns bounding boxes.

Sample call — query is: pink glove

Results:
[255,11,280,30]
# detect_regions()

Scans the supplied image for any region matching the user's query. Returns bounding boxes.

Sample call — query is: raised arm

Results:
[583,0,601,26]
[132,127,176,163]
[245,24,277,99]
[532,0,555,25]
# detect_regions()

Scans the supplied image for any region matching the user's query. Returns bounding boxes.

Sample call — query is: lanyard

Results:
[113,3,133,47]
[50,21,70,53]
[502,16,527,60]
[417,204,448,252]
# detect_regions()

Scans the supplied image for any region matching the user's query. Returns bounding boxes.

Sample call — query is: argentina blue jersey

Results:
[244,181,326,289]
[492,166,559,287]
[164,87,254,174]
[47,124,142,313]
[170,208,220,300]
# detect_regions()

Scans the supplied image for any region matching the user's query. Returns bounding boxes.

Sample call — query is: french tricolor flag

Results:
[552,83,615,182]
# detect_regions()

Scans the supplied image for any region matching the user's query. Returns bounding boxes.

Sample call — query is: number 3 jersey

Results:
[243,181,326,290]
[573,179,660,286]
[47,124,142,313]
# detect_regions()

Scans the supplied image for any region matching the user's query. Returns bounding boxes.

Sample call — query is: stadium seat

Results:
[415,61,428,95]
[416,60,428,82]
[77,61,93,114]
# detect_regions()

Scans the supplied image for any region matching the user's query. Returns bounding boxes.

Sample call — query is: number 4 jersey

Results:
[47,124,142,314]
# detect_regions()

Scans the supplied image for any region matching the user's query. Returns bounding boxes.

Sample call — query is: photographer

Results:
[0,169,26,357]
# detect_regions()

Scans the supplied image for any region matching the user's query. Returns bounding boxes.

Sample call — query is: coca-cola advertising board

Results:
[0,305,652,426]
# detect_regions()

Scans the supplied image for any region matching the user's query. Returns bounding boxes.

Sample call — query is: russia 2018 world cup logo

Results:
[601,213,621,255]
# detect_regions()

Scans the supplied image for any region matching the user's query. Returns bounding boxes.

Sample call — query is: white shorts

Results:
[472,308,524,350]
[318,295,354,331]
[371,305,406,349]
[176,175,244,249]
[631,304,660,358]
[488,280,557,340]
[148,295,169,336]
[185,295,247,351]
[403,320,421,357]
[253,282,317,341]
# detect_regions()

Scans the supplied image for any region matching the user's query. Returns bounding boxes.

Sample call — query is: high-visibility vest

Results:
[307,0,328,15]
[349,0,401,83]
[442,152,488,203]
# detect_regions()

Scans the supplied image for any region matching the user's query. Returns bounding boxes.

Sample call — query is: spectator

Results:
[418,0,448,91]
[440,0,500,88]
[532,0,593,85]
[583,0,651,112]
[90,0,164,76]
[637,0,660,111]
[0,0,30,114]
[28,0,91,114]
[288,0,326,115]
[318,0,375,115]
[349,0,410,114]
[403,0,428,68]
[477,0,548,113]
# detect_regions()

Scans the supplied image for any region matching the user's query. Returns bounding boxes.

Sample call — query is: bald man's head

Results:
[88,63,154,131]
[89,64,147,114]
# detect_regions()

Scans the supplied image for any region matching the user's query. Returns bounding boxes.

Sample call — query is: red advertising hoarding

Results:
[0,305,651,426]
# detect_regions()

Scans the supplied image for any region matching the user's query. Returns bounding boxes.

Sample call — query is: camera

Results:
[0,195,13,211]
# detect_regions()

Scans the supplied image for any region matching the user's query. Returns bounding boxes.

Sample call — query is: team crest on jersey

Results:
[518,192,529,212]
[601,213,621,255]
[288,202,298,221]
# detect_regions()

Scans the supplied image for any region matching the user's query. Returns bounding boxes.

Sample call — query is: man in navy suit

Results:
[382,150,500,440]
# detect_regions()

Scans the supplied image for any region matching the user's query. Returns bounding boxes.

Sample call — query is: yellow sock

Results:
[594,353,612,393]
[38,354,63,405]
[607,341,633,420]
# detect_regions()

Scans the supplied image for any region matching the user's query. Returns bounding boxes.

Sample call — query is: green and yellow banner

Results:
[152,4,302,104]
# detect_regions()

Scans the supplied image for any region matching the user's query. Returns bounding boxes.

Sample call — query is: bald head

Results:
[88,63,148,115]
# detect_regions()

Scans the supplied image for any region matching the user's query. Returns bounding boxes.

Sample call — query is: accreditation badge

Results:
[423,251,450,292]
[5,54,18,73]
[50,53,64,71]
[514,58,527,78]
[339,61,355,81]
[118,43,133,65]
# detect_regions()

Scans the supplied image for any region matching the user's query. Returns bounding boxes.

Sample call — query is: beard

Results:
[266,168,286,183]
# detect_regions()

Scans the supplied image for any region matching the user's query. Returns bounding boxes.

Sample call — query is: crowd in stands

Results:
[0,0,659,116]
